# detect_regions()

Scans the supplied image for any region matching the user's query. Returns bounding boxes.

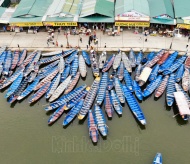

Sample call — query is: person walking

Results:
[58,28,60,34]
[80,37,82,43]
[104,43,106,48]
[56,40,58,47]
[51,32,54,39]
[145,31,148,42]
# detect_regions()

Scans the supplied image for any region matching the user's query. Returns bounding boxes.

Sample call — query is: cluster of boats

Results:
[0,44,190,144]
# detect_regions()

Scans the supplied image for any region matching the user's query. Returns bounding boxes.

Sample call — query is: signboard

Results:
[115,22,150,27]
[10,22,43,27]
[116,10,149,22]
[115,16,149,21]
[184,20,190,24]
[117,10,148,17]
[154,14,172,20]
[177,24,190,29]
[43,22,77,26]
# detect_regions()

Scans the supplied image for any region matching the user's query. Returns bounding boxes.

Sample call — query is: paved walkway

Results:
[0,30,189,54]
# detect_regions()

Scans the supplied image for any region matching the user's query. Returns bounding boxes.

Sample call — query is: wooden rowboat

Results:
[88,110,98,143]
[79,54,87,77]
[157,51,169,65]
[99,51,107,69]
[113,50,122,70]
[104,90,113,118]
[182,67,189,91]
[155,75,169,98]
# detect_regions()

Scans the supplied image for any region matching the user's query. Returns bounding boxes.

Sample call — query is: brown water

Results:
[0,52,190,164]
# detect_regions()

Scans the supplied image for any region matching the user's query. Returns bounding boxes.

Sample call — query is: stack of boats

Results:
[0,46,190,144]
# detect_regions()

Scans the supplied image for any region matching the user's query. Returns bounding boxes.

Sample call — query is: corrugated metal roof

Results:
[173,0,190,18]
[44,0,83,22]
[115,0,150,17]
[12,0,52,18]
[148,0,174,18]
[80,0,114,18]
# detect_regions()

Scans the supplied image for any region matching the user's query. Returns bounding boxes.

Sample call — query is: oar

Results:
[173,113,179,118]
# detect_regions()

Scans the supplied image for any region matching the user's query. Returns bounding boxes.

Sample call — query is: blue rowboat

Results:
[99,51,107,69]
[8,76,29,103]
[0,67,24,90]
[61,64,70,82]
[65,50,78,64]
[146,51,155,62]
[182,67,189,91]
[152,153,162,164]
[17,49,27,66]
[5,72,23,98]
[64,87,89,110]
[34,69,58,91]
[143,75,162,98]
[129,48,136,67]
[107,76,114,90]
[102,54,115,72]
[145,50,165,68]
[136,50,143,65]
[90,50,99,77]
[159,51,178,72]
[175,83,190,108]
[0,51,6,65]
[88,110,98,143]
[149,64,160,82]
[78,77,100,120]
[96,72,108,105]
[63,99,84,126]
[37,66,58,80]
[39,49,75,65]
[64,72,80,94]
[28,71,37,83]
[124,68,133,92]
[46,73,61,99]
[38,60,59,75]
[175,64,185,82]
[104,90,113,118]
[82,50,91,65]
[113,50,122,70]
[17,77,40,100]
[29,82,51,104]
[11,50,19,70]
[123,85,146,125]
[132,80,143,101]
[141,57,147,64]
[114,77,125,103]
[155,75,169,98]
[135,64,142,81]
[48,104,65,125]
[163,55,187,75]
[58,56,64,74]
[166,74,176,106]
[110,90,122,115]
[70,55,79,77]
[117,61,124,81]
[3,50,12,76]
[122,52,132,73]
[22,50,37,67]
[94,104,108,137]
[45,84,86,111]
